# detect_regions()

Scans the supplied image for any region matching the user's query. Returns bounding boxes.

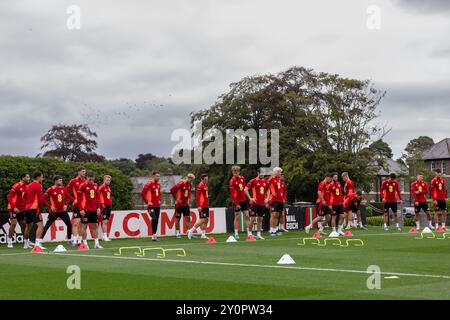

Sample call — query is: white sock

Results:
[257,231,261,237]
[7,237,12,244]
[202,230,206,236]
[83,240,88,246]
[189,227,196,233]
[36,238,41,246]
[234,229,239,235]
[306,224,312,229]
[384,223,387,228]
[332,227,336,232]
[176,230,180,236]
[416,222,420,229]
[338,225,343,230]
[396,223,399,228]
[442,223,446,228]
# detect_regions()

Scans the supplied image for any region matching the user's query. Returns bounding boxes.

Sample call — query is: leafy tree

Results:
[190,66,385,204]
[40,124,105,162]
[135,153,157,170]
[0,156,133,212]
[402,136,435,177]
[369,139,393,159]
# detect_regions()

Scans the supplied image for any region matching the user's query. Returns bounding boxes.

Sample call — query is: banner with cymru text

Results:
[0,209,227,243]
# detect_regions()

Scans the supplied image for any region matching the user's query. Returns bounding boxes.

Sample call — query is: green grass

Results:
[1,227,449,300]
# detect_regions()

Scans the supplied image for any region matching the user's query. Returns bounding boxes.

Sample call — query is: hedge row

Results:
[0,156,133,212]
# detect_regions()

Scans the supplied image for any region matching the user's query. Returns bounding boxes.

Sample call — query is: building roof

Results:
[130,176,183,193]
[370,158,407,176]
[423,138,450,160]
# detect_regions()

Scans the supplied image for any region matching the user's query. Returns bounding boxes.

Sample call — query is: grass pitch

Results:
[0,227,449,300]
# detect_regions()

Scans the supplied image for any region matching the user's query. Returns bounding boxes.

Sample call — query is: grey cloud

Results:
[394,0,450,14]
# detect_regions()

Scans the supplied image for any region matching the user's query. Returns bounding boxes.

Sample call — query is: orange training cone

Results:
[247,235,256,242]
[436,227,444,233]
[344,231,353,237]
[206,237,217,244]
[78,243,89,251]
[408,228,418,234]
[313,232,322,239]
[31,246,44,254]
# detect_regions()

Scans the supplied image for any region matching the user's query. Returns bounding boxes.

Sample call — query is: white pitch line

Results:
[51,252,450,280]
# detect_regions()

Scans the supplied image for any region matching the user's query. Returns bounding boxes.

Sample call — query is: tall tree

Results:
[40,124,105,162]
[402,136,435,177]
[190,66,385,204]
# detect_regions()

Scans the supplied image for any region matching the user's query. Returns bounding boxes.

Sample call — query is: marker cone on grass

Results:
[206,237,217,244]
[31,246,44,254]
[246,235,256,242]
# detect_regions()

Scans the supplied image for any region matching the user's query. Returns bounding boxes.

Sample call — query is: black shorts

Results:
[435,200,447,212]
[148,207,161,220]
[9,211,26,222]
[102,206,112,220]
[176,205,191,217]
[316,203,331,217]
[25,209,42,224]
[332,205,344,216]
[82,211,98,224]
[415,202,429,214]
[384,202,398,214]
[251,205,268,217]
[199,208,210,219]
[271,202,284,213]
[348,205,359,214]
[72,207,81,219]
[234,201,249,212]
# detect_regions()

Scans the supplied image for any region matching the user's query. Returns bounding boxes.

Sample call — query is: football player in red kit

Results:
[6,173,30,248]
[344,190,365,229]
[42,176,73,243]
[411,173,434,231]
[279,172,289,233]
[326,172,345,236]
[305,173,332,235]
[380,173,403,231]
[78,173,102,249]
[99,175,113,242]
[229,166,250,240]
[24,171,50,249]
[245,168,270,240]
[170,174,195,238]
[67,167,87,245]
[188,174,210,240]
[430,169,448,230]
[342,172,356,229]
[268,167,284,237]
[141,171,162,242]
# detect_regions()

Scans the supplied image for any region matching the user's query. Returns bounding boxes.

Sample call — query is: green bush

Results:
[0,156,133,212]
[366,206,373,217]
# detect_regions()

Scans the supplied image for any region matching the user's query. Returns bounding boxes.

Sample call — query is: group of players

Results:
[5,167,113,250]
[4,165,448,250]
[305,168,448,235]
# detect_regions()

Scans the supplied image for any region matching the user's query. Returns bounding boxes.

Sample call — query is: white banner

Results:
[0,208,227,243]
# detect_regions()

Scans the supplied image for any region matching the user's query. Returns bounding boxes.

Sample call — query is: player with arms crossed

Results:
[411,173,434,231]
[99,175,113,242]
[188,174,210,240]
[305,173,332,235]
[245,168,270,240]
[67,167,87,245]
[42,175,73,244]
[78,173,103,249]
[268,167,284,237]
[430,169,448,230]
[170,174,195,239]
[141,171,162,242]
[229,166,251,240]
[327,172,345,236]
[6,173,30,248]
[380,173,403,231]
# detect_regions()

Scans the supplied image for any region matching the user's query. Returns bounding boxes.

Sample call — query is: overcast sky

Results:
[1,0,449,160]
